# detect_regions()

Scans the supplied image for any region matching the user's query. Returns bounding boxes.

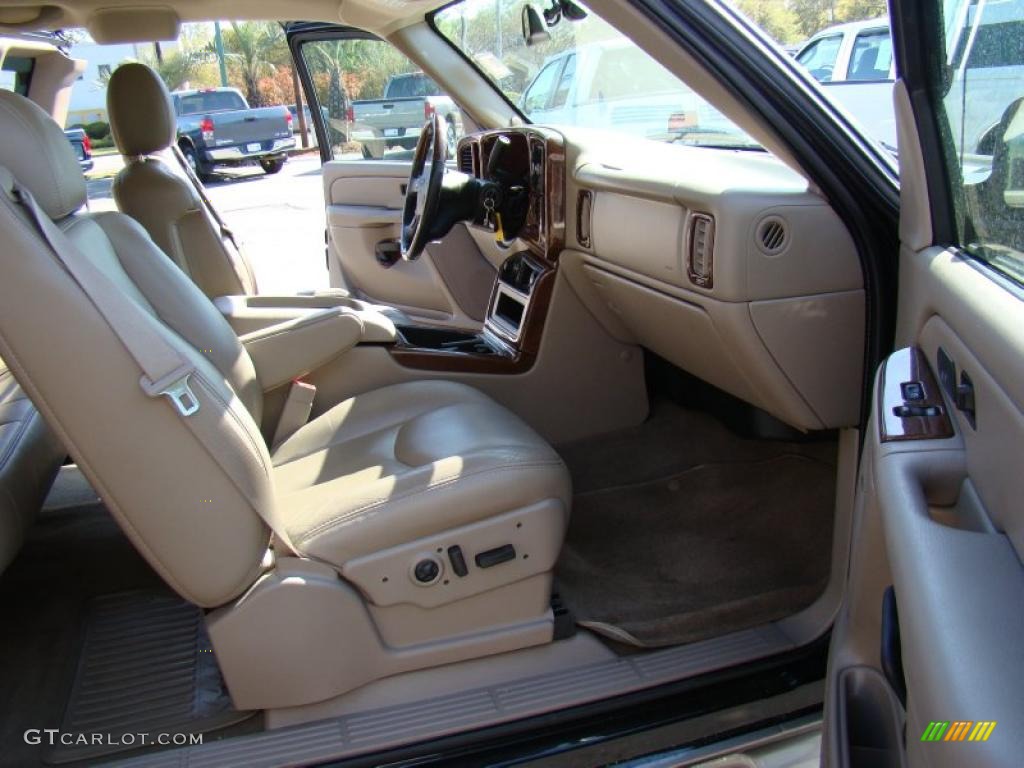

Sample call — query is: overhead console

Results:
[559,137,867,431]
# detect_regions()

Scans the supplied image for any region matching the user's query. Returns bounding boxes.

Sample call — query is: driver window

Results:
[796,35,842,82]
[300,38,464,161]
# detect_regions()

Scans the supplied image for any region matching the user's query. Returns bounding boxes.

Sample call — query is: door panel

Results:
[322,161,495,324]
[825,1,1024,765]
[287,26,494,325]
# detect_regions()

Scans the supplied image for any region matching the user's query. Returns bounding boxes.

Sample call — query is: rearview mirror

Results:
[521,5,550,46]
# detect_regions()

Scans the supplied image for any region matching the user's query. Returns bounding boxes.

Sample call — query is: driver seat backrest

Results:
[106,63,258,299]
[0,89,279,607]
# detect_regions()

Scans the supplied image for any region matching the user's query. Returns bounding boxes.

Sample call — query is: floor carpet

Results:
[0,468,258,767]
[555,403,836,648]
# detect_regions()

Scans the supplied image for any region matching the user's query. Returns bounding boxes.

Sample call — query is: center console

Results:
[390,252,553,374]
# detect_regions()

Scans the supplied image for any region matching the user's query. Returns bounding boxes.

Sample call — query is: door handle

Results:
[936,347,976,429]
[955,370,976,428]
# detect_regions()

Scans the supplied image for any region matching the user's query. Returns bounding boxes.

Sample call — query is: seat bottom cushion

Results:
[271,381,571,566]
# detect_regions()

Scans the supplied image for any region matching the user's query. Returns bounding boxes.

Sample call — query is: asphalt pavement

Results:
[85,152,332,295]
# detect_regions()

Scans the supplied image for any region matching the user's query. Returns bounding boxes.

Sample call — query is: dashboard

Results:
[450,124,866,432]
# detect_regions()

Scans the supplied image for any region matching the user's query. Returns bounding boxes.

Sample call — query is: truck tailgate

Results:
[199,107,292,146]
[353,97,424,134]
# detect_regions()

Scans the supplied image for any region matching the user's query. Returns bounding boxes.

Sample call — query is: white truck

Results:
[519,37,740,145]
[796,6,1024,156]
[349,72,462,159]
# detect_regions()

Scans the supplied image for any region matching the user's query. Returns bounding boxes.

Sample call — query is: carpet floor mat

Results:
[556,406,836,648]
[47,591,252,764]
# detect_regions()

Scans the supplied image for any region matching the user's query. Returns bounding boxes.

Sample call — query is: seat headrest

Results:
[0,91,87,219]
[107,63,176,156]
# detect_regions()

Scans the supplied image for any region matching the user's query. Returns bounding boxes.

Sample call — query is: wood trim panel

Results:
[456,128,565,264]
[878,346,955,442]
[388,268,555,374]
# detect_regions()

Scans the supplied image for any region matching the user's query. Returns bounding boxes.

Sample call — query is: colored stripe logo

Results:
[921,721,996,742]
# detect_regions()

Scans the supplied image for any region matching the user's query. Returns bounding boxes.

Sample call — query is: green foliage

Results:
[736,0,802,43]
[218,21,288,106]
[83,121,110,141]
[781,0,887,41]
[137,45,216,92]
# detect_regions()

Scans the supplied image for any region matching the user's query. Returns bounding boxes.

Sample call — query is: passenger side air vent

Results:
[687,213,715,288]
[458,143,474,174]
[756,216,789,255]
[577,190,593,248]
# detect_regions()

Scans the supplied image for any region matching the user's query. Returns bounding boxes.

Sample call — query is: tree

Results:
[735,0,802,43]
[220,21,287,106]
[835,0,887,23]
[137,47,214,91]
[789,0,838,39]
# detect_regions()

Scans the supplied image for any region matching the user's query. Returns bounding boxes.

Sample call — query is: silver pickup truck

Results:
[350,73,461,159]
[173,87,295,180]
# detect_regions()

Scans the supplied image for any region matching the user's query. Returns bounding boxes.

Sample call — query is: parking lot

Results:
[85,151,332,295]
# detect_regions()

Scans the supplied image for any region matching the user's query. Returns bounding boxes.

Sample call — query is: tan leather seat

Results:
[106,63,258,298]
[0,90,570,707]
[0,355,64,574]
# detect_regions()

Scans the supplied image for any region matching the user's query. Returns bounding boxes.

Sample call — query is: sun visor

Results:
[87,7,181,43]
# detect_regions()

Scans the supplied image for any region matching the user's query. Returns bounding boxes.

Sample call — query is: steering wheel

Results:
[401,113,447,260]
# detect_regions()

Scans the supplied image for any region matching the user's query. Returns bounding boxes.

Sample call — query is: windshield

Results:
[433,0,760,148]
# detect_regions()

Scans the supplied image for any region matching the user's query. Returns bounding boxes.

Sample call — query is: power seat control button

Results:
[413,558,441,584]
[447,545,468,577]
[475,544,516,569]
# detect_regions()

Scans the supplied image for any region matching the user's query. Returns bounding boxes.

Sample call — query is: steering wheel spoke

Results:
[400,113,448,260]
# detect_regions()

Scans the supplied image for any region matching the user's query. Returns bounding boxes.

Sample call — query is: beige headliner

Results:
[0,0,439,33]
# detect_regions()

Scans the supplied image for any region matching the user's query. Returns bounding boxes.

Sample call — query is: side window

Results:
[550,54,575,109]
[520,59,563,115]
[300,38,463,161]
[1,55,34,96]
[848,29,893,81]
[796,35,843,82]
[939,2,1024,282]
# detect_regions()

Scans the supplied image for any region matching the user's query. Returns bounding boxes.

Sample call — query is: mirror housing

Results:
[521,5,550,46]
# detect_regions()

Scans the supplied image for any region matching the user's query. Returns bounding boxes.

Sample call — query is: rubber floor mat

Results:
[48,591,252,764]
[556,454,835,648]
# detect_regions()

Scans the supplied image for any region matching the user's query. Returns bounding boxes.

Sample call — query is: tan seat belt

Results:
[271,379,317,450]
[169,144,259,294]
[1,168,267,510]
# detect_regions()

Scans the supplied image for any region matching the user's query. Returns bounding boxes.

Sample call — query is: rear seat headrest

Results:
[0,91,87,219]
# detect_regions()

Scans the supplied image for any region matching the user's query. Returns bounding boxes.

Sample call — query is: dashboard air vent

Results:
[458,143,474,174]
[577,190,593,248]
[687,213,715,288]
[756,216,789,255]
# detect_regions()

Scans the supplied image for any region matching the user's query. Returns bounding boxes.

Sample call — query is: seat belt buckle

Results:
[140,367,200,417]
